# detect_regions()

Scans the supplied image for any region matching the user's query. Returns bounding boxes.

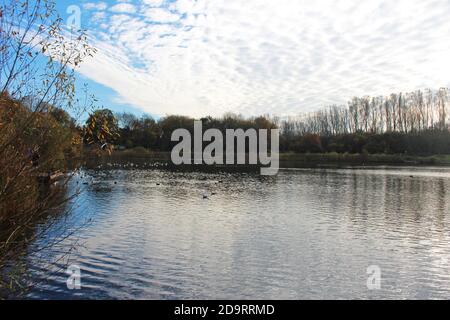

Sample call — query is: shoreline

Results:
[79,149,450,168]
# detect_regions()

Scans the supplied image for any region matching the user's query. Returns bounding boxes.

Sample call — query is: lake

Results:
[19,166,450,299]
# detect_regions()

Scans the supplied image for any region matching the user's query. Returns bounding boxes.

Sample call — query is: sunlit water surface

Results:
[21,166,450,299]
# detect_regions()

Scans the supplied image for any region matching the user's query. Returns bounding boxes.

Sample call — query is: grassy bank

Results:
[88,147,450,167]
[279,152,450,166]
[111,147,172,161]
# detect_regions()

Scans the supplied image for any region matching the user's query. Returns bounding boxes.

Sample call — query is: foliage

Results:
[97,97,450,157]
[106,113,278,153]
[84,109,120,146]
[0,0,95,295]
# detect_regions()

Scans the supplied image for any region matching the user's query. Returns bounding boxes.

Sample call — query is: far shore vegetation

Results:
[106,149,450,167]
[82,87,450,166]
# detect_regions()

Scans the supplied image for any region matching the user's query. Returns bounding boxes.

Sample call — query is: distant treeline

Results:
[280,88,450,155]
[282,88,449,136]
[85,88,450,156]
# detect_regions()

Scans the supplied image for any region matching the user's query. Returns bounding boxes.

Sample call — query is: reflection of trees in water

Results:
[312,171,450,234]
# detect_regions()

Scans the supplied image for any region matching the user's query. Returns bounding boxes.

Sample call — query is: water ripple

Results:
[18,167,450,299]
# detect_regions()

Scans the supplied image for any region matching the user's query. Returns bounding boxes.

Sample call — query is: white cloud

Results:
[109,3,137,14]
[142,0,165,7]
[91,11,106,22]
[79,0,450,117]
[169,0,205,14]
[142,8,180,23]
[83,2,108,11]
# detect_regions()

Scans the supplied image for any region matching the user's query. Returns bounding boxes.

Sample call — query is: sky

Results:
[56,0,450,118]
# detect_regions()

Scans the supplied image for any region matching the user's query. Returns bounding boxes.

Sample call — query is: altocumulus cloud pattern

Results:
[78,0,450,117]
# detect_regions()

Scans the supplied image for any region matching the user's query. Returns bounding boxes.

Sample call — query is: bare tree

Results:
[281,88,450,137]
[0,0,96,296]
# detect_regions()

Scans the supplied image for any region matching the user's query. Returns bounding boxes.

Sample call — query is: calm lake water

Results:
[20,166,450,299]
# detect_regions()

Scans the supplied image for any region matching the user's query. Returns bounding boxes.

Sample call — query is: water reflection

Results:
[15,166,450,299]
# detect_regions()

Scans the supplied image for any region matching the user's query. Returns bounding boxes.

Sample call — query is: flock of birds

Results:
[101,162,170,169]
[74,168,225,200]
